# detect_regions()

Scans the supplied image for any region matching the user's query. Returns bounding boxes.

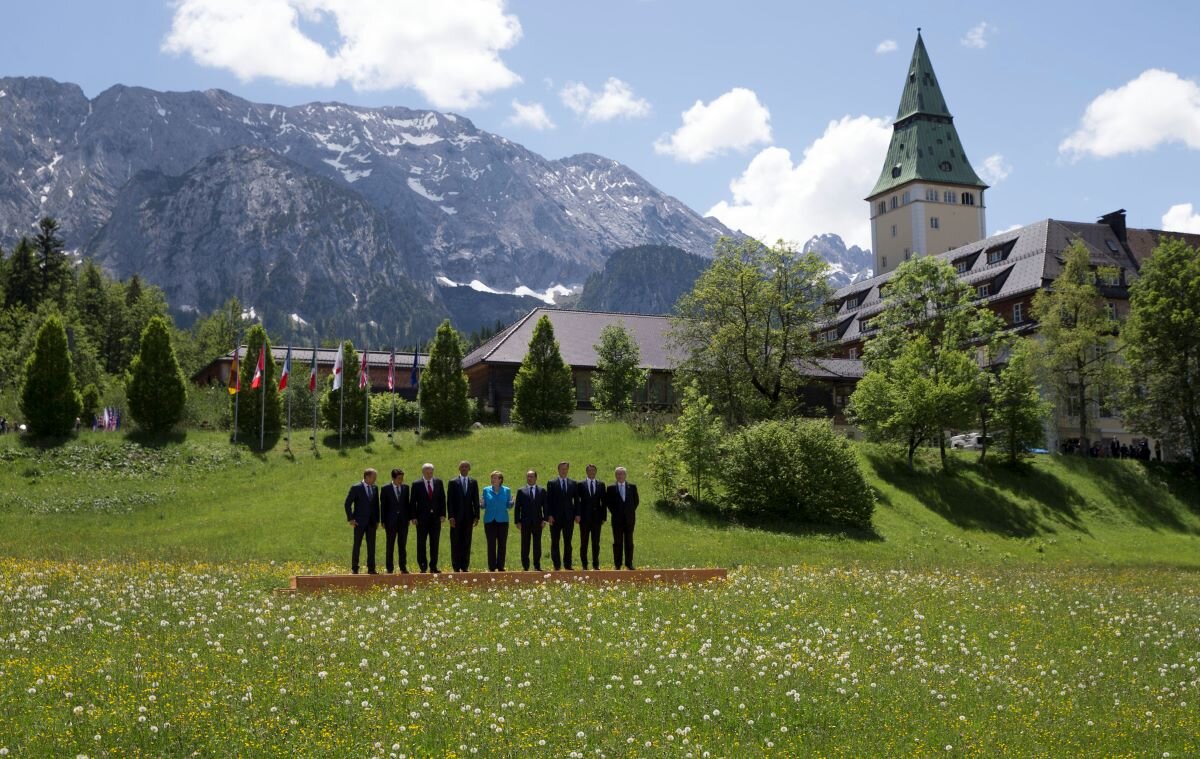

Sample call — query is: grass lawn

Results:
[0,424,1198,756]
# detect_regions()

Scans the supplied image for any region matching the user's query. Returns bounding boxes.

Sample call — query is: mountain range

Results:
[0,76,872,340]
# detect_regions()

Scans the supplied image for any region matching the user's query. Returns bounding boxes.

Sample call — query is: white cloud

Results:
[961,22,994,49]
[559,77,650,122]
[978,153,1012,185]
[162,0,522,109]
[707,115,892,250]
[1162,203,1200,233]
[1060,69,1200,159]
[653,88,772,163]
[507,99,555,130]
[875,39,898,55]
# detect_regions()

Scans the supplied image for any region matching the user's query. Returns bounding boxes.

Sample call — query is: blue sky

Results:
[3,0,1199,250]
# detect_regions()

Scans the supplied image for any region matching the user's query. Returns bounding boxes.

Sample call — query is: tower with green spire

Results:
[867,30,988,275]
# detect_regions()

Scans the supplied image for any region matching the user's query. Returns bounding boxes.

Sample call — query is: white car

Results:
[950,432,990,450]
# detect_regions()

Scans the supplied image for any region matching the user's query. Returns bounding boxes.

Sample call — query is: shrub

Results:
[370,393,419,431]
[724,418,874,528]
[511,315,575,430]
[19,314,82,437]
[185,385,232,430]
[80,383,102,427]
[418,320,471,435]
[126,316,188,435]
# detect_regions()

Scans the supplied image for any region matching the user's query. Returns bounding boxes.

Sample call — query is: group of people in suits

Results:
[343,460,640,575]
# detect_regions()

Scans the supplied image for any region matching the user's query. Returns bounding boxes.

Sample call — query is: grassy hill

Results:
[1,424,1198,756]
[1,423,1196,570]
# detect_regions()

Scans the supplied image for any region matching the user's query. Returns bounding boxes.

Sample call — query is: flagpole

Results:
[285,344,292,452]
[389,348,396,442]
[232,333,241,444]
[259,341,266,452]
[363,343,370,446]
[339,376,344,450]
[311,341,319,451]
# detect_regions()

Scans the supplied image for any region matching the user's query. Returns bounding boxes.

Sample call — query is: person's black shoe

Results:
[400,568,409,574]
[625,565,635,571]
[431,568,441,574]
[593,565,600,571]
[534,565,542,571]
[367,570,379,575]
[351,569,359,575]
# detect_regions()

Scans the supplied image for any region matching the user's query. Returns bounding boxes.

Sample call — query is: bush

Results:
[80,383,101,427]
[19,314,82,438]
[184,385,232,430]
[126,316,188,435]
[370,393,419,431]
[724,418,875,528]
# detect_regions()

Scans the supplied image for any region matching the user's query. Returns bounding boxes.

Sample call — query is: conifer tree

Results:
[20,313,82,437]
[591,323,647,417]
[233,324,282,444]
[127,316,188,435]
[418,320,471,435]
[4,237,39,311]
[32,217,71,306]
[511,315,575,430]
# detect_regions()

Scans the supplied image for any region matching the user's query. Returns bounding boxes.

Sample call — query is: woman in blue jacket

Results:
[482,470,513,571]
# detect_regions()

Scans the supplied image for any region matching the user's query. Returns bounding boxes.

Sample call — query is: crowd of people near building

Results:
[1060,438,1160,461]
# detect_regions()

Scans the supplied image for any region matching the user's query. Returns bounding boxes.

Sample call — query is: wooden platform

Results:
[278,568,727,593]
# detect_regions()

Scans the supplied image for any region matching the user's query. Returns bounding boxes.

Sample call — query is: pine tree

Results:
[511,315,575,430]
[233,324,282,445]
[127,316,188,435]
[75,260,110,353]
[4,237,39,311]
[32,217,71,306]
[591,323,647,417]
[19,313,82,438]
[418,320,471,435]
[320,341,368,437]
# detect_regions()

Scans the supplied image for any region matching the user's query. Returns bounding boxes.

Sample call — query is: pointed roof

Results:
[895,31,951,121]
[868,31,987,198]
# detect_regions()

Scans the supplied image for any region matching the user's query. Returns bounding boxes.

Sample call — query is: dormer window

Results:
[976,283,991,298]
[955,259,969,275]
[987,248,1004,264]
[846,296,861,309]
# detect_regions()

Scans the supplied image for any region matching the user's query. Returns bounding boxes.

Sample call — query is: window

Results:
[1106,301,1118,320]
[877,201,886,216]
[574,372,592,403]
[846,296,860,309]
[961,192,975,206]
[902,190,911,205]
[976,283,991,298]
[930,216,940,229]
[891,224,897,237]
[890,196,898,210]
[944,190,955,203]
[861,318,875,332]
[939,160,953,172]
[1105,239,1120,253]
[955,259,969,274]
[926,188,939,202]
[987,248,1004,264]
[904,248,911,260]
[834,388,851,408]
[848,347,858,360]
[822,328,838,343]
[1012,302,1024,324]
[881,255,888,269]
[1066,386,1081,418]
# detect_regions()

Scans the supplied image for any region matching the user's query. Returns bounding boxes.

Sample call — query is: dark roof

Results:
[828,216,1152,345]
[463,308,675,371]
[798,358,866,380]
[193,345,428,379]
[869,33,987,197]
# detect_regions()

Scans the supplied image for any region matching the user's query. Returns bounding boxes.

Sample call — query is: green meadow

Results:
[0,424,1198,756]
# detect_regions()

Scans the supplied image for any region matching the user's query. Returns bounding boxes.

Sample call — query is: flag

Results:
[332,344,344,390]
[228,350,241,395]
[358,348,369,390]
[101,408,109,430]
[250,343,265,390]
[278,345,292,390]
[409,351,420,387]
[308,345,318,392]
[387,350,396,391]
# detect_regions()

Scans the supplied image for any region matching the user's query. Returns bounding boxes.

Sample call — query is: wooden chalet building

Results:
[462,308,678,423]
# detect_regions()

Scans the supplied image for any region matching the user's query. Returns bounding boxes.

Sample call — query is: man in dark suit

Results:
[447,459,481,572]
[514,469,547,571]
[409,462,446,573]
[605,466,639,570]
[343,468,381,574]
[576,463,606,570]
[546,461,578,570]
[380,468,411,574]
